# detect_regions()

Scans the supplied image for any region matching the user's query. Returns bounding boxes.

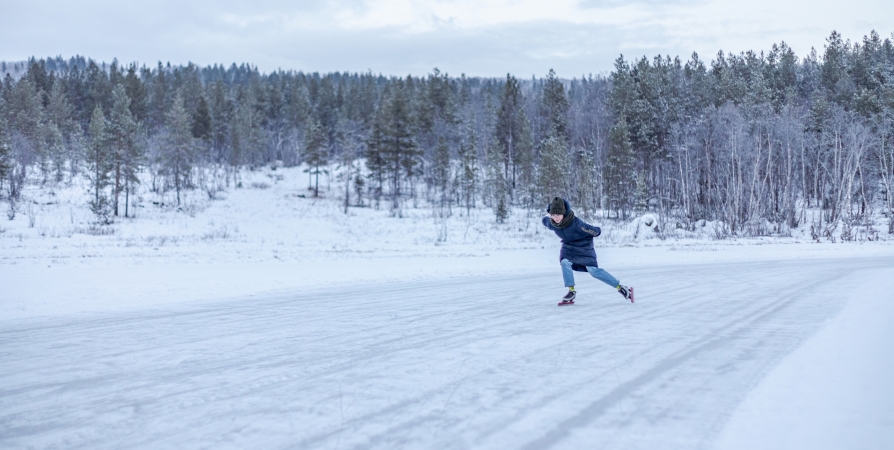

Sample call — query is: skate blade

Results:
[558,301,575,306]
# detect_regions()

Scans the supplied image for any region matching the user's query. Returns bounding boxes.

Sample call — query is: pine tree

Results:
[191,95,212,142]
[149,62,170,131]
[303,116,327,197]
[457,119,478,214]
[45,79,76,181]
[287,81,311,130]
[335,117,362,213]
[537,134,568,201]
[190,93,213,197]
[571,145,597,218]
[514,114,537,209]
[378,80,420,215]
[123,64,148,124]
[317,76,339,150]
[484,135,509,223]
[353,170,365,207]
[41,123,65,183]
[85,60,112,120]
[85,106,113,223]
[107,85,141,216]
[495,74,532,203]
[230,85,265,168]
[365,117,386,209]
[161,95,196,206]
[7,78,44,174]
[0,114,11,191]
[431,135,451,210]
[634,171,649,211]
[603,117,636,218]
[208,80,232,167]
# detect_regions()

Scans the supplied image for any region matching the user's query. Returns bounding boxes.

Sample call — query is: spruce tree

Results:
[208,80,232,166]
[485,134,509,223]
[571,145,597,218]
[537,134,568,201]
[231,85,265,168]
[431,135,451,211]
[365,117,386,208]
[335,118,362,213]
[495,74,531,202]
[123,64,148,124]
[7,78,43,172]
[378,80,420,214]
[45,80,75,181]
[457,119,478,214]
[0,114,11,191]
[149,62,170,131]
[107,85,141,216]
[85,106,113,223]
[191,95,212,142]
[316,77,339,149]
[353,170,365,207]
[85,60,112,120]
[190,94,213,197]
[541,69,569,140]
[513,114,537,209]
[161,95,196,206]
[287,81,311,130]
[603,117,636,218]
[41,123,65,183]
[303,116,327,197]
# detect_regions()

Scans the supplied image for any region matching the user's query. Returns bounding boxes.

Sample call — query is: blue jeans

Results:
[561,258,619,288]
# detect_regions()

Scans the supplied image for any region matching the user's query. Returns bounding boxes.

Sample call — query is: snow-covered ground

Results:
[1,167,893,449]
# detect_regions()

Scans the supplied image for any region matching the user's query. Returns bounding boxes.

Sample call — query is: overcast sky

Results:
[2,0,892,77]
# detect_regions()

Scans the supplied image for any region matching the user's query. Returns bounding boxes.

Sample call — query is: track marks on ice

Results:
[1,257,889,449]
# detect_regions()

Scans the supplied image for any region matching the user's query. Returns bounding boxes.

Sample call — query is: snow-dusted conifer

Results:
[378,80,420,215]
[603,116,636,218]
[85,106,113,223]
[0,113,11,190]
[365,117,386,209]
[457,118,477,214]
[540,69,569,141]
[161,95,196,206]
[495,74,532,204]
[537,133,567,202]
[108,84,141,216]
[303,116,327,197]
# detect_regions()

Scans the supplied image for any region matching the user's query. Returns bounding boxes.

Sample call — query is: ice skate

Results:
[617,285,634,303]
[558,289,576,306]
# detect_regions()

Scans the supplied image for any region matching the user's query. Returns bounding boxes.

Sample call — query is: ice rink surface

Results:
[3,255,893,449]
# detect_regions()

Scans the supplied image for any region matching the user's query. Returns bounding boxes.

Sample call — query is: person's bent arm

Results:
[580,222,601,237]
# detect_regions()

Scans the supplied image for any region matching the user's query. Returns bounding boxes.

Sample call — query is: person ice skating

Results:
[542,197,633,305]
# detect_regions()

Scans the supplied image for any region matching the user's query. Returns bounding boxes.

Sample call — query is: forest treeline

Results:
[1,30,893,239]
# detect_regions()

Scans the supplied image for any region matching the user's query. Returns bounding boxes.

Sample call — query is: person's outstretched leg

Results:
[585,266,619,287]
[586,266,634,302]
[560,259,576,287]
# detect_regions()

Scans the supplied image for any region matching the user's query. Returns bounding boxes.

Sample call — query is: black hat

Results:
[548,197,566,215]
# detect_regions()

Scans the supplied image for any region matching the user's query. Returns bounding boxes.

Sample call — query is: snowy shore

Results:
[2,167,893,449]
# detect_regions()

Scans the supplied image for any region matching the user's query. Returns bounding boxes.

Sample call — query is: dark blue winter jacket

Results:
[541,198,602,272]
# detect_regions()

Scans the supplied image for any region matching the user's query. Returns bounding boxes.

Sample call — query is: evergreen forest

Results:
[2,30,894,240]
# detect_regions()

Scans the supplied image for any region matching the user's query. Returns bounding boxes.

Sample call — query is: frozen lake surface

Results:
[3,255,892,449]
